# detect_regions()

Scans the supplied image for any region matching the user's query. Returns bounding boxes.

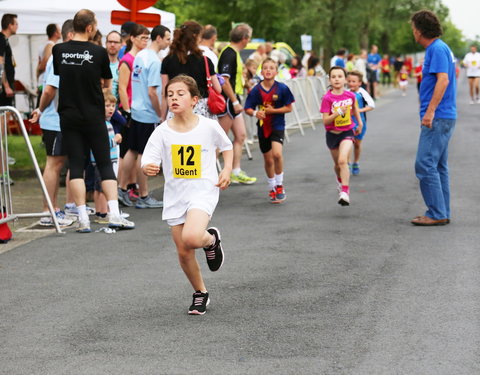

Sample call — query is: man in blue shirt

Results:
[118,25,170,209]
[410,10,457,226]
[367,45,381,99]
[30,19,75,227]
[330,49,346,68]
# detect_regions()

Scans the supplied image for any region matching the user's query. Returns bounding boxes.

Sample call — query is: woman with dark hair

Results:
[307,55,320,76]
[118,23,149,115]
[289,55,306,78]
[161,21,221,119]
[117,24,149,204]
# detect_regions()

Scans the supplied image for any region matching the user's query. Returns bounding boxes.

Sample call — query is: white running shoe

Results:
[338,191,350,206]
[336,180,342,193]
[108,215,135,230]
[39,211,74,227]
[76,220,92,233]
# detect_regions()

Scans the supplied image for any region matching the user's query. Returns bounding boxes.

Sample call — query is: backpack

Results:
[0,211,13,243]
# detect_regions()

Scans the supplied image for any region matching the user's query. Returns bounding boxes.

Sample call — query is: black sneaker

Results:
[203,227,224,272]
[188,291,210,315]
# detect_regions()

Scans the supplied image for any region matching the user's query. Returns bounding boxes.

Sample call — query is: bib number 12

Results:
[172,144,201,178]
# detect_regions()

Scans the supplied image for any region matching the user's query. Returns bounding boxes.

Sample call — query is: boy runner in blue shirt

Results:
[245,58,294,203]
[347,71,375,175]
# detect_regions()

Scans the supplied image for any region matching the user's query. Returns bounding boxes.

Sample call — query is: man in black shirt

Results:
[217,23,256,185]
[49,9,134,232]
[0,14,18,184]
[0,13,18,106]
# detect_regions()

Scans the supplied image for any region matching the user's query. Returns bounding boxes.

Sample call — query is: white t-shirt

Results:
[354,58,368,84]
[357,87,375,108]
[463,52,480,77]
[199,45,218,70]
[38,40,55,87]
[141,115,233,220]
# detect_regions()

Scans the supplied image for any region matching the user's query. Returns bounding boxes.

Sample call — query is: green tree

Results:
[154,0,466,62]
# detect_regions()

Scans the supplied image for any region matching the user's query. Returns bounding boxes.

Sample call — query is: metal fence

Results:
[0,106,62,233]
[284,76,327,138]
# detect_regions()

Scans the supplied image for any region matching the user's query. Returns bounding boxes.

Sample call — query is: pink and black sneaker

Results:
[188,291,210,315]
[203,227,224,272]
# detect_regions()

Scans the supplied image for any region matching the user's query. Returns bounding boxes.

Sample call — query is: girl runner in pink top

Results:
[320,66,362,207]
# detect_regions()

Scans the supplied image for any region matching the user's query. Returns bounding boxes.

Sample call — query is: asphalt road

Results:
[1,76,479,375]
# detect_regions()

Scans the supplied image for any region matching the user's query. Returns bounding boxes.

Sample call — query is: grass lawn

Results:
[7,135,46,177]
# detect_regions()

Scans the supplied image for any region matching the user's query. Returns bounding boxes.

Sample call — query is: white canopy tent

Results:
[0,0,175,112]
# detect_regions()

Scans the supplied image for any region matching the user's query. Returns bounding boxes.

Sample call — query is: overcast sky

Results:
[442,0,480,40]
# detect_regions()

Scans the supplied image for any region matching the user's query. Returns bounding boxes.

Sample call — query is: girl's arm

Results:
[322,108,346,125]
[141,135,163,176]
[217,149,233,190]
[118,63,131,111]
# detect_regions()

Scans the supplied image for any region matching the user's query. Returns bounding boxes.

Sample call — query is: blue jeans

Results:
[415,118,456,220]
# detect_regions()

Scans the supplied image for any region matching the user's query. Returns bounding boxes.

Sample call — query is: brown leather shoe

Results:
[411,215,448,226]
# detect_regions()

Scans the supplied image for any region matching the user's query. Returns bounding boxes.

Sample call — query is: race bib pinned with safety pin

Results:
[171,144,201,179]
[333,105,352,127]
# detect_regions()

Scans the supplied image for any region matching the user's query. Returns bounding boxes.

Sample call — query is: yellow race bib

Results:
[473,60,477,66]
[334,106,351,127]
[171,145,201,179]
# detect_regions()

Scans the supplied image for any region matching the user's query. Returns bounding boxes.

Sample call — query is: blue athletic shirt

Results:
[335,57,346,68]
[244,80,295,137]
[352,87,374,127]
[91,121,118,163]
[118,45,126,60]
[420,39,457,120]
[39,56,60,131]
[109,61,119,100]
[367,53,381,70]
[131,49,162,123]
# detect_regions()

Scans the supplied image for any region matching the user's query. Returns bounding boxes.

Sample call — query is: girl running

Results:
[320,66,363,206]
[398,65,409,96]
[141,75,233,315]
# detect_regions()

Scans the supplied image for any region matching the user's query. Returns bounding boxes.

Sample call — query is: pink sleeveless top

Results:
[119,52,135,106]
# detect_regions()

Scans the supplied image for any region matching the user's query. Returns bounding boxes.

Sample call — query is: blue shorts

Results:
[354,122,367,141]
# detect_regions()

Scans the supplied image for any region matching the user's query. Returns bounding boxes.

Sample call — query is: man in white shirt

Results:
[36,23,61,104]
[463,45,480,104]
[199,25,218,68]
[354,49,369,87]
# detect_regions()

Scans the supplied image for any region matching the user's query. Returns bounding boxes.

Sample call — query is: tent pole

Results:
[28,35,35,94]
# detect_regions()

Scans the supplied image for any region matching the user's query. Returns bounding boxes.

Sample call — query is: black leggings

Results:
[61,123,116,181]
